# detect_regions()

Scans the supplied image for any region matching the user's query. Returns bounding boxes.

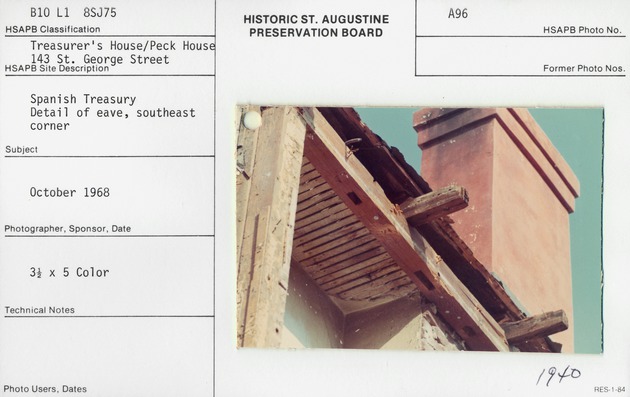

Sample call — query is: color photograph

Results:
[235,106,603,353]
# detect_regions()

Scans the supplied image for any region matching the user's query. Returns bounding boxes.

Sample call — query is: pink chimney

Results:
[413,108,579,352]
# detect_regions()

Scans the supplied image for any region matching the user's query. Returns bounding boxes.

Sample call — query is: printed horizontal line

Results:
[416,35,626,38]
[5,234,215,238]
[5,74,215,77]
[5,34,215,38]
[5,155,215,158]
[414,74,626,77]
[5,315,214,318]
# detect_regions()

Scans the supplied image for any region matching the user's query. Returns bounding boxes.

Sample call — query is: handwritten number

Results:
[537,366,581,386]
[558,365,571,383]
[536,369,545,386]
[546,367,557,386]
[571,368,581,379]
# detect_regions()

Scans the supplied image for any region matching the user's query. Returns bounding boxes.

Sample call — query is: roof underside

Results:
[292,157,417,312]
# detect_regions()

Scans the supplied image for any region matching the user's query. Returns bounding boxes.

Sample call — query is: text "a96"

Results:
[448,8,468,18]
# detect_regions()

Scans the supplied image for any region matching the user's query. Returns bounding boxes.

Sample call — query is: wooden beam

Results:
[402,185,469,226]
[236,106,307,348]
[501,310,568,345]
[300,107,509,352]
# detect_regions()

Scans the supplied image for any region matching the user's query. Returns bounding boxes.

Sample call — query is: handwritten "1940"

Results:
[536,365,581,386]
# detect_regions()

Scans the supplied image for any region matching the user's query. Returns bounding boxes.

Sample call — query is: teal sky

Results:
[355,107,603,354]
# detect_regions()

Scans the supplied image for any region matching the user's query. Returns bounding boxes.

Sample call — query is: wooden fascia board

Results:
[300,107,509,352]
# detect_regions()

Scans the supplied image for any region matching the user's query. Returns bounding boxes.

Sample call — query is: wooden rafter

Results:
[502,310,569,344]
[402,185,469,226]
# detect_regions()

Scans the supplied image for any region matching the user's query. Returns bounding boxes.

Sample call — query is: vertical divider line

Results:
[212,0,217,394]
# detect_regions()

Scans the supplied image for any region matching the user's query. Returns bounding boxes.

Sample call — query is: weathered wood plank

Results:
[298,176,327,196]
[294,208,354,238]
[299,164,321,179]
[236,106,307,348]
[298,173,320,192]
[294,220,364,251]
[295,199,346,226]
[340,275,415,301]
[297,180,333,203]
[402,185,469,226]
[501,310,568,344]
[298,233,377,266]
[294,191,340,220]
[295,188,338,211]
[325,265,403,295]
[294,227,372,258]
[300,161,315,175]
[316,252,392,287]
[300,107,509,351]
[293,215,362,247]
[308,245,387,278]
